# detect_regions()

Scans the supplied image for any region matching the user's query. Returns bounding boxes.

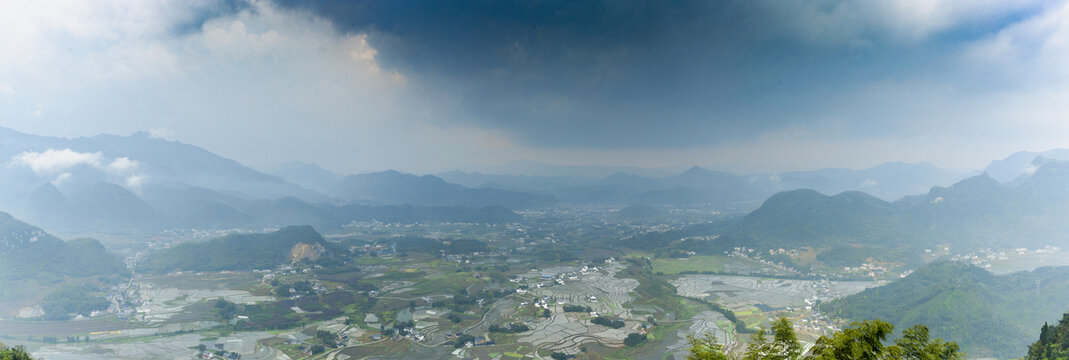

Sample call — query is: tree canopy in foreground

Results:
[688,318,961,360]
[0,345,32,360]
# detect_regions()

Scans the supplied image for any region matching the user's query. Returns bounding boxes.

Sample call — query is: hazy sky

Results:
[2,0,1068,175]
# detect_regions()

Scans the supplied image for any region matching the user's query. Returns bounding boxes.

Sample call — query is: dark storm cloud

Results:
[267,0,1045,149]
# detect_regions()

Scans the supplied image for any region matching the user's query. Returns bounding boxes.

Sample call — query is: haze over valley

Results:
[4,1,1069,360]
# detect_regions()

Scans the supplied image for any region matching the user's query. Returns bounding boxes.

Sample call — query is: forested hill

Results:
[822,261,1069,358]
[735,189,903,248]
[0,211,127,282]
[138,226,340,273]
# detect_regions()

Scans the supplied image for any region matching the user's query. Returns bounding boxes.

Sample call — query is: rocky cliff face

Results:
[0,211,54,255]
[289,242,326,263]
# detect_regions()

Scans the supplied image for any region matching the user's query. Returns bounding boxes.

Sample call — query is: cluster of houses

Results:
[950,246,1063,269]
[839,262,891,278]
[278,324,353,355]
[519,295,555,310]
[785,310,840,337]
[510,262,611,293]
[364,309,442,343]
[444,332,494,348]
[725,247,799,273]
[197,351,241,360]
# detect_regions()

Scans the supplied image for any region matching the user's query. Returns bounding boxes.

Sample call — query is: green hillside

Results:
[0,211,128,309]
[0,212,127,282]
[736,189,907,248]
[822,262,1069,358]
[138,225,337,273]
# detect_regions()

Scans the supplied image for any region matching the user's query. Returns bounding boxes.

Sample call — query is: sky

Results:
[1,0,1069,175]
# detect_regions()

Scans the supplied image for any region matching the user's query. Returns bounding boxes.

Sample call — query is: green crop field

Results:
[651,255,728,274]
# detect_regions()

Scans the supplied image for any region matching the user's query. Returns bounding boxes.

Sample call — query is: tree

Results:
[808,320,895,360]
[1029,313,1069,360]
[316,330,336,347]
[0,345,33,360]
[743,318,802,360]
[591,316,625,328]
[213,300,239,322]
[687,332,729,360]
[625,333,648,347]
[769,317,804,360]
[886,325,961,360]
[807,320,961,360]
[745,326,770,360]
[691,319,960,360]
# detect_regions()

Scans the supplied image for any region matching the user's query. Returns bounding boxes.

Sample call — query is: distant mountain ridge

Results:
[984,149,1069,183]
[332,170,554,208]
[19,180,521,236]
[7,126,1069,242]
[0,126,323,203]
[436,162,965,210]
[726,160,1069,252]
[0,128,528,236]
[260,161,344,195]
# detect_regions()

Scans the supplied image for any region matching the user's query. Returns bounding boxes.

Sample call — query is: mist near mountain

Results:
[260,161,344,196]
[984,149,1069,183]
[438,162,965,210]
[0,126,322,205]
[5,126,1068,250]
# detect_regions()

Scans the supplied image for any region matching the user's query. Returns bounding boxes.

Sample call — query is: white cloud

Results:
[1024,163,1040,176]
[107,157,139,173]
[125,174,146,189]
[0,0,427,173]
[10,148,103,174]
[962,1,1069,84]
[52,172,72,185]
[147,128,173,139]
[10,148,148,189]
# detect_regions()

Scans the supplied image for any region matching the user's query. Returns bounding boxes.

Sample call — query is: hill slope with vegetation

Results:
[0,211,127,283]
[822,262,1069,358]
[138,225,339,273]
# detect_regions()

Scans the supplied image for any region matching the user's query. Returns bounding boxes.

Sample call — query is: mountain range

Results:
[983,149,1069,183]
[0,127,525,236]
[707,158,1069,263]
[440,162,966,210]
[21,179,521,236]
[3,126,1068,244]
